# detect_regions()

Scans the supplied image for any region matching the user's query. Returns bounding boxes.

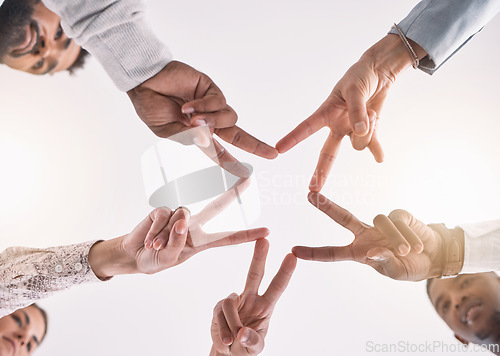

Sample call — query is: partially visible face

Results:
[429,273,500,346]
[0,305,45,356]
[2,1,81,74]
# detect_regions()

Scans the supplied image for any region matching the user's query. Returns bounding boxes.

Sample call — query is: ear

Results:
[454,334,469,345]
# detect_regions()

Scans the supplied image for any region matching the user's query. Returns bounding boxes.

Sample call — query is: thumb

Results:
[366,247,407,280]
[237,327,264,354]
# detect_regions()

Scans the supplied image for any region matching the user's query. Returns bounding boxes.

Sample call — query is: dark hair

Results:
[67,48,90,75]
[0,0,37,62]
[31,303,48,342]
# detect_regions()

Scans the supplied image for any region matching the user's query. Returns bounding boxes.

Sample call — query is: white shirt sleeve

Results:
[42,0,173,91]
[0,241,103,317]
[459,220,500,273]
[389,0,500,74]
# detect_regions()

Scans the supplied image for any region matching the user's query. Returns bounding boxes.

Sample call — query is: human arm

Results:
[276,0,500,192]
[276,34,427,192]
[210,239,297,355]
[42,0,277,175]
[0,201,268,316]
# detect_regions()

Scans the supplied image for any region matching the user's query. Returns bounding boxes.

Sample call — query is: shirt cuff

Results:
[459,220,500,273]
[388,0,500,75]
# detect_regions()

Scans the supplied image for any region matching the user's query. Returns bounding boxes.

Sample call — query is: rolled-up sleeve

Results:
[389,0,500,74]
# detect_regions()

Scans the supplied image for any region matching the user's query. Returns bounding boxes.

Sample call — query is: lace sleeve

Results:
[0,240,103,317]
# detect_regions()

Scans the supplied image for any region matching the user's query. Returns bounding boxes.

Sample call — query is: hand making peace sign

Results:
[210,239,297,356]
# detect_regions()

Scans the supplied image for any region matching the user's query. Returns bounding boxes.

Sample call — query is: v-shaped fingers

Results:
[307,192,365,236]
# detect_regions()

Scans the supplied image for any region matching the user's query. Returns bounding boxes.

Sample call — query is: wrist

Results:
[361,34,427,80]
[88,236,137,279]
[427,224,465,278]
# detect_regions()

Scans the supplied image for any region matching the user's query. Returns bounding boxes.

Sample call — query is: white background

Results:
[1,0,500,355]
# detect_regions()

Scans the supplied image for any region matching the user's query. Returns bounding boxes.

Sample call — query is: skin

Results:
[292,192,444,281]
[429,273,500,350]
[210,239,297,356]
[88,179,268,278]
[276,34,428,192]
[2,1,81,75]
[0,305,45,356]
[127,61,278,178]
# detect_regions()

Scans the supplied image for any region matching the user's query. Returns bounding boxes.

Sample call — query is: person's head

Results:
[427,273,500,350]
[0,0,88,75]
[0,304,47,356]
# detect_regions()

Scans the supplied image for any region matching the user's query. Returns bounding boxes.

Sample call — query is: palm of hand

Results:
[236,294,272,339]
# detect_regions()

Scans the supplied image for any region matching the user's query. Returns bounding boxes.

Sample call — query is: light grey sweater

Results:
[43,0,172,91]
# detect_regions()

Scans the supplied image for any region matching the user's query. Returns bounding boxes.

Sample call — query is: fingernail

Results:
[368,254,383,261]
[175,223,187,234]
[414,244,423,253]
[398,244,409,255]
[241,329,250,343]
[354,122,367,134]
[153,240,162,250]
[192,119,207,127]
[182,107,194,114]
[222,336,232,345]
[309,175,319,191]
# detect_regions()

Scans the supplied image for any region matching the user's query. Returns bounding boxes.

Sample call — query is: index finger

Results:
[275,112,325,153]
[194,177,251,227]
[262,253,297,306]
[198,138,251,178]
[307,192,365,236]
[243,239,269,295]
[200,228,270,251]
[217,125,278,159]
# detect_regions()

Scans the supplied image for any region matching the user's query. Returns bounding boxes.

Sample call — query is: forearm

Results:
[42,0,172,91]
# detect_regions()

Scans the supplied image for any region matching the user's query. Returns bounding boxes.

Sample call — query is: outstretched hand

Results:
[127,61,278,177]
[292,192,443,281]
[119,179,265,275]
[210,239,297,356]
[276,34,427,192]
